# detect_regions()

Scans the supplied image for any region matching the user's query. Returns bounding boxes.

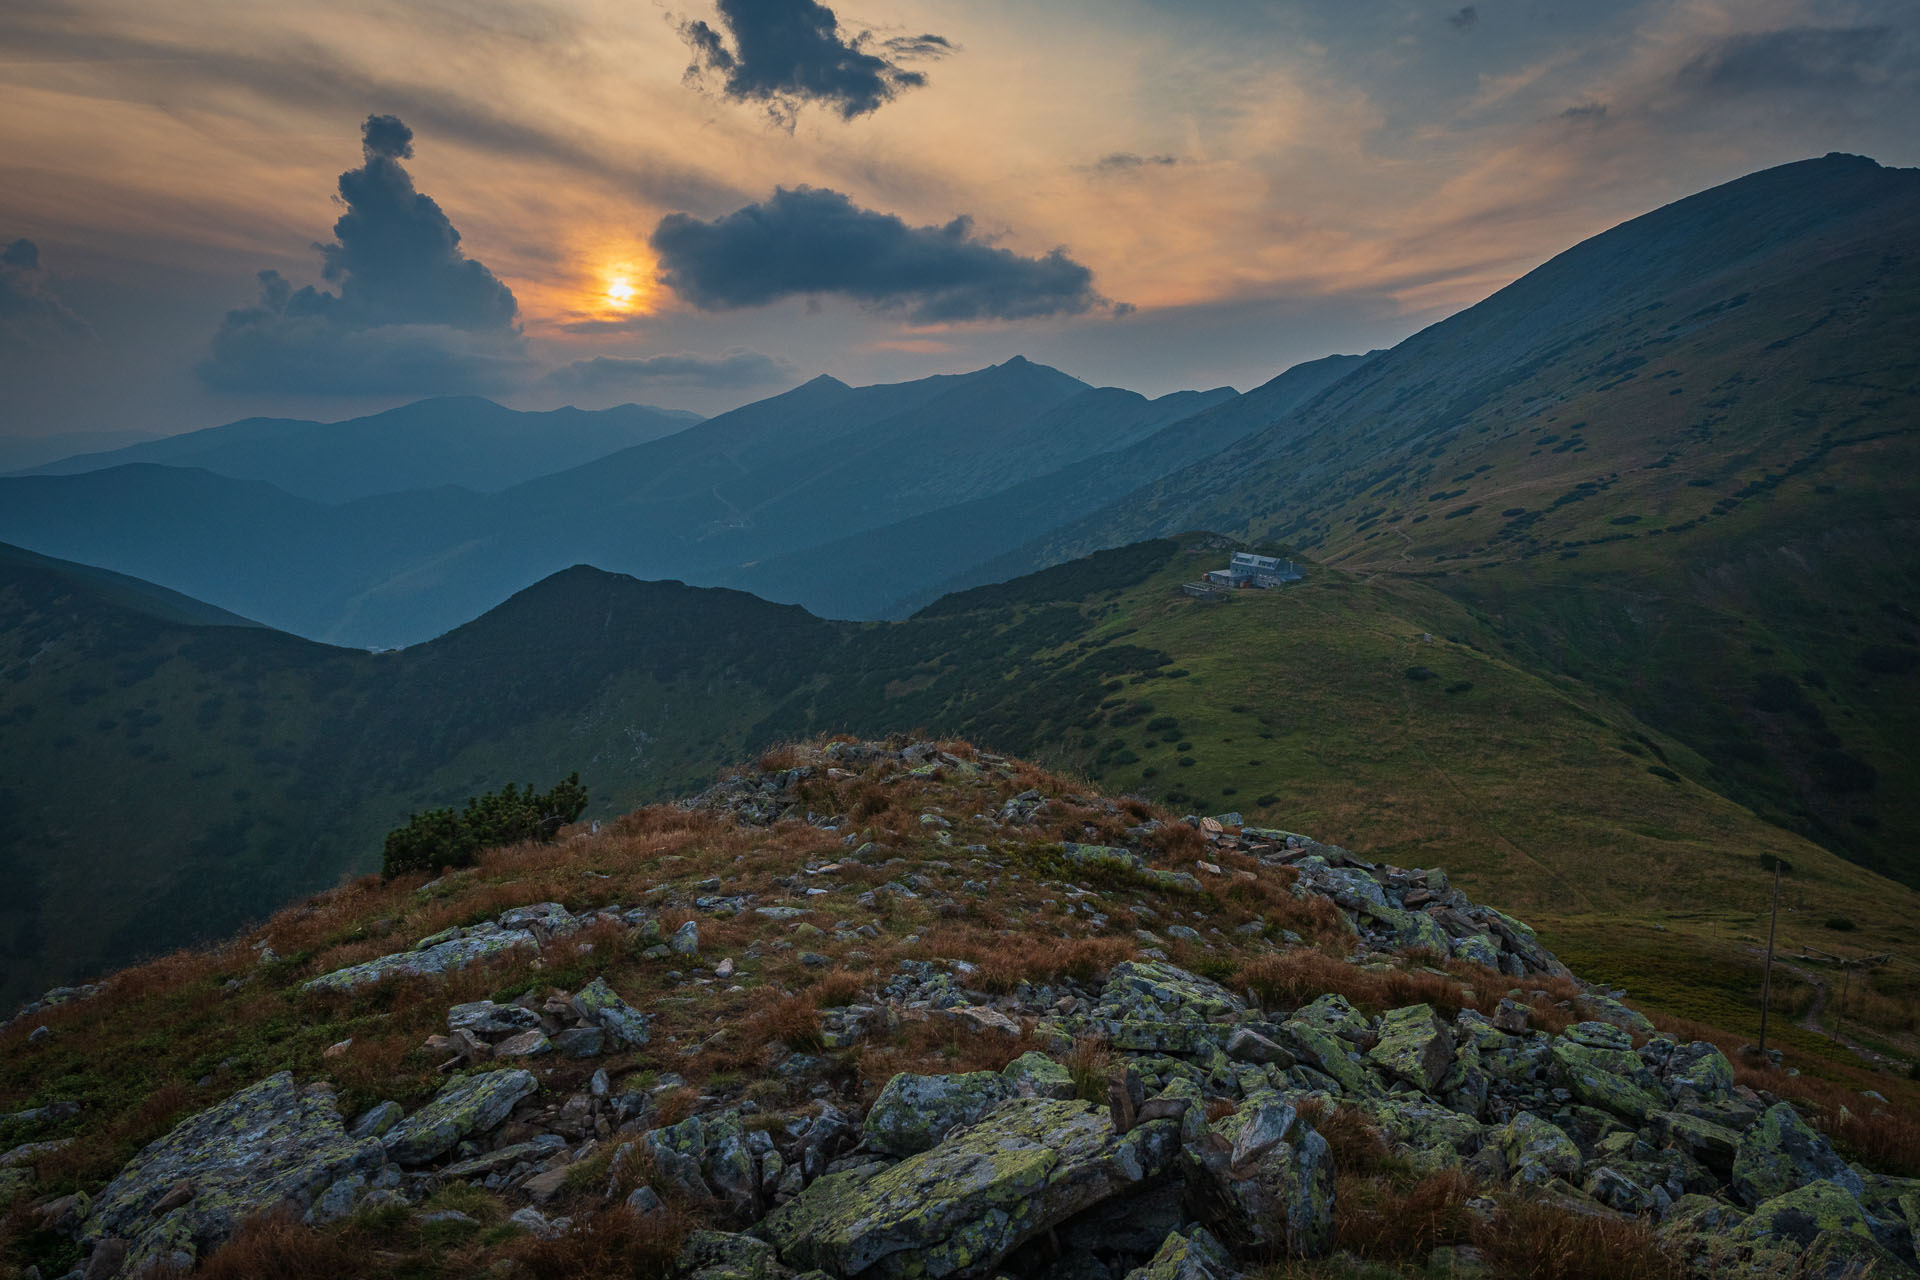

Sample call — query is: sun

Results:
[605,276,637,309]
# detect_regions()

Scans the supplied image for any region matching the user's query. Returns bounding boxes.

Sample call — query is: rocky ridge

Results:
[1,739,1913,1279]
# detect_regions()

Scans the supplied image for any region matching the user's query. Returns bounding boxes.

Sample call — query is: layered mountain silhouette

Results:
[10,397,702,502]
[0,360,1244,645]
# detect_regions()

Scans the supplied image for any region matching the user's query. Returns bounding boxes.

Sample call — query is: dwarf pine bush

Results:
[381,772,588,877]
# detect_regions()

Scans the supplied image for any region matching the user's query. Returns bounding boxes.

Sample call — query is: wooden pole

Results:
[1758,860,1783,1058]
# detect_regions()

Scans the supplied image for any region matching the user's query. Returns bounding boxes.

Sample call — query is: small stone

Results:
[715,958,736,978]
[625,1185,664,1216]
[550,1027,605,1059]
[322,1038,353,1059]
[492,1029,552,1058]
[670,921,700,956]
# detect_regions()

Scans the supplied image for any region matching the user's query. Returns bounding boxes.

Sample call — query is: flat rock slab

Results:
[302,927,535,994]
[383,1069,537,1166]
[80,1072,383,1271]
[763,1097,1181,1279]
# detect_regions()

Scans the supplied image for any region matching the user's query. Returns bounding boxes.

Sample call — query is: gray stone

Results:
[348,1101,404,1141]
[78,1073,384,1271]
[551,1027,606,1058]
[670,921,700,956]
[446,1000,542,1039]
[491,1029,551,1057]
[1732,1101,1865,1207]
[864,1071,1016,1156]
[570,977,650,1048]
[383,1069,537,1165]
[1223,1027,1292,1067]
[1122,1225,1243,1280]
[1002,1052,1076,1100]
[302,927,535,993]
[764,1097,1182,1279]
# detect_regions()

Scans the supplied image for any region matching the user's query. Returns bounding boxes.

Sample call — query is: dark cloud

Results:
[1678,26,1897,95]
[1448,6,1478,32]
[1561,102,1609,121]
[1093,152,1179,172]
[650,185,1109,323]
[0,237,91,348]
[544,350,795,394]
[199,115,525,395]
[882,33,956,60]
[679,0,944,122]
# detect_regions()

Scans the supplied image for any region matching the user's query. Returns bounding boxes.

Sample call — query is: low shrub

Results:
[382,773,588,878]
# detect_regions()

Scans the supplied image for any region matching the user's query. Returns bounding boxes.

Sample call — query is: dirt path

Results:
[1762,954,1894,1068]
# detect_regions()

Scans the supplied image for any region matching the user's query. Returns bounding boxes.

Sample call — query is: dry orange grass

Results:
[1471,1198,1683,1280]
[1334,1168,1479,1261]
[503,1203,691,1280]
[188,1212,364,1280]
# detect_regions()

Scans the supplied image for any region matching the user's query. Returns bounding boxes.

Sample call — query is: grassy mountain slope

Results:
[978,154,1920,887]
[6,538,1917,1077]
[11,398,703,502]
[725,352,1369,619]
[2,739,1916,1280]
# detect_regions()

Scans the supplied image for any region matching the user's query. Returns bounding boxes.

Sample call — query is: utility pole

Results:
[1758,858,1783,1058]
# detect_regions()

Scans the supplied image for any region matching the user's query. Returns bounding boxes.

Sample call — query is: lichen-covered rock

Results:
[1368,1004,1454,1093]
[570,977,650,1048]
[1723,1181,1914,1278]
[1359,1096,1484,1172]
[1277,1020,1374,1097]
[1731,1101,1865,1207]
[1652,1111,1739,1178]
[1662,1042,1734,1101]
[1002,1052,1076,1100]
[644,1109,758,1214]
[1577,993,1655,1037]
[1183,1093,1335,1257]
[382,1069,536,1165]
[762,1097,1181,1279]
[446,1000,542,1039]
[302,926,535,993]
[679,1227,779,1279]
[79,1073,384,1271]
[1122,1225,1243,1280]
[1549,1031,1664,1123]
[1290,994,1370,1042]
[865,1071,1015,1156]
[1494,1112,1580,1187]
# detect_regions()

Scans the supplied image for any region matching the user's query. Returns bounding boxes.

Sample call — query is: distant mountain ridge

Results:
[10,397,704,502]
[0,358,1255,644]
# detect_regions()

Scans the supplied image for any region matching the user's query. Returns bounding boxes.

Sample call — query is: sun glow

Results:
[605,276,637,309]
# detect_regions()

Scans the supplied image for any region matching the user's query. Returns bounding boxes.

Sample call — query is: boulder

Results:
[1725,1181,1909,1278]
[645,1110,758,1215]
[302,926,535,993]
[1122,1225,1243,1280]
[79,1073,384,1273]
[1223,1028,1292,1067]
[1182,1094,1335,1257]
[1652,1111,1739,1178]
[1731,1101,1865,1207]
[670,921,700,956]
[570,977,650,1048]
[762,1097,1182,1279]
[1549,1031,1663,1124]
[1663,1042,1734,1101]
[383,1069,537,1165]
[1368,1004,1455,1093]
[446,1000,542,1039]
[1002,1052,1077,1101]
[864,1071,1015,1156]
[1494,1112,1580,1187]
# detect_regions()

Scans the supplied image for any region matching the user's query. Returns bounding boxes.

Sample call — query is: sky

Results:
[2,0,1916,438]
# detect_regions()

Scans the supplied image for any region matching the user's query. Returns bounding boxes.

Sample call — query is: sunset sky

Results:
[2,0,1915,436]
